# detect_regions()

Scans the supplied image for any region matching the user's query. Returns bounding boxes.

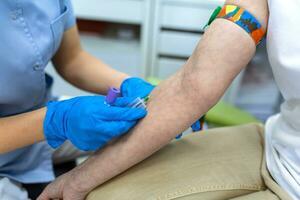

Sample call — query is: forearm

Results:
[73,15,265,192]
[0,108,45,153]
[55,50,129,94]
[53,27,129,95]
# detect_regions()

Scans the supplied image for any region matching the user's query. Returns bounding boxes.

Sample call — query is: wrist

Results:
[114,73,130,89]
[44,100,71,148]
[71,163,101,194]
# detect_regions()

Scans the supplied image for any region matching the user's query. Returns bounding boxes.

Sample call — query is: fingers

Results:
[37,175,66,200]
[113,107,147,121]
[191,120,201,132]
[113,97,137,107]
[37,174,86,200]
[37,192,47,200]
[37,185,58,200]
[101,107,147,121]
[95,120,137,137]
[70,120,137,151]
[38,185,86,200]
[97,102,147,121]
[109,120,137,137]
[120,77,155,98]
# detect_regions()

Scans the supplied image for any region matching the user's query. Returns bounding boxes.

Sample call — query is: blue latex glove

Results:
[44,96,147,151]
[176,120,201,140]
[191,120,201,132]
[121,77,155,99]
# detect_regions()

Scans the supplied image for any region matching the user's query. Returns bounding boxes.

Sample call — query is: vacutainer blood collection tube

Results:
[105,87,148,110]
[105,87,121,105]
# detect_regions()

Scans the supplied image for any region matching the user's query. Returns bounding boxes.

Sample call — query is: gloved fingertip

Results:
[191,120,201,132]
[176,133,183,139]
[113,97,136,107]
[125,108,148,120]
[113,120,137,136]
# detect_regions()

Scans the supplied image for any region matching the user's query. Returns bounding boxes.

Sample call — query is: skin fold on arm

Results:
[68,0,269,194]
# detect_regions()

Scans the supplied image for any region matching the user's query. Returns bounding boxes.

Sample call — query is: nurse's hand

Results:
[44,96,147,151]
[121,77,155,99]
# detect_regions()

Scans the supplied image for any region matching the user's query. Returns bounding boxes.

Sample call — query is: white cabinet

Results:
[158,31,201,57]
[71,0,223,80]
[160,1,220,31]
[72,0,154,78]
[72,0,145,24]
[150,0,224,73]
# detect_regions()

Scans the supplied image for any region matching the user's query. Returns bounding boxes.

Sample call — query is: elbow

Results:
[180,65,223,112]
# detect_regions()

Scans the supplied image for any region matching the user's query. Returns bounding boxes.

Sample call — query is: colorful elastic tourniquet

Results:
[216,5,266,45]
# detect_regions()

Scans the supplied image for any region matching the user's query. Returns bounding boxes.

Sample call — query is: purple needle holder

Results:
[105,87,121,105]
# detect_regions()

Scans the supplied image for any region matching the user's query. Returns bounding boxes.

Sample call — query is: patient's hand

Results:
[38,167,89,200]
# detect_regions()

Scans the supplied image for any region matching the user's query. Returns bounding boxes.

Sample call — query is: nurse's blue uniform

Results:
[0,0,75,183]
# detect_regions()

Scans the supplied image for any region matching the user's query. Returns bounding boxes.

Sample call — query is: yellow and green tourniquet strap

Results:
[218,5,266,45]
[206,5,266,45]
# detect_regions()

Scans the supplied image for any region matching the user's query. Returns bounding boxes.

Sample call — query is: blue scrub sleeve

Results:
[64,0,76,30]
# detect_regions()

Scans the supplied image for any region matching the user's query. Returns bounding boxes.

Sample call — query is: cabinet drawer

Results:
[157,58,186,79]
[73,0,144,24]
[158,31,201,57]
[161,0,223,31]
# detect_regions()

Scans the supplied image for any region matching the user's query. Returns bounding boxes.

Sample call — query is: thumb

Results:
[37,190,50,200]
[37,182,63,200]
[113,97,137,107]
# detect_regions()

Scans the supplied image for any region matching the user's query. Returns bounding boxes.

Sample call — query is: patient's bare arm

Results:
[73,0,268,191]
[74,0,268,192]
[38,0,268,198]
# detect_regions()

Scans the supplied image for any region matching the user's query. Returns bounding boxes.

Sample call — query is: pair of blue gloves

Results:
[44,78,154,151]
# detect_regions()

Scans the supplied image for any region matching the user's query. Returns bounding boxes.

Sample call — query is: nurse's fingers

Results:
[96,106,147,121]
[113,97,137,107]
